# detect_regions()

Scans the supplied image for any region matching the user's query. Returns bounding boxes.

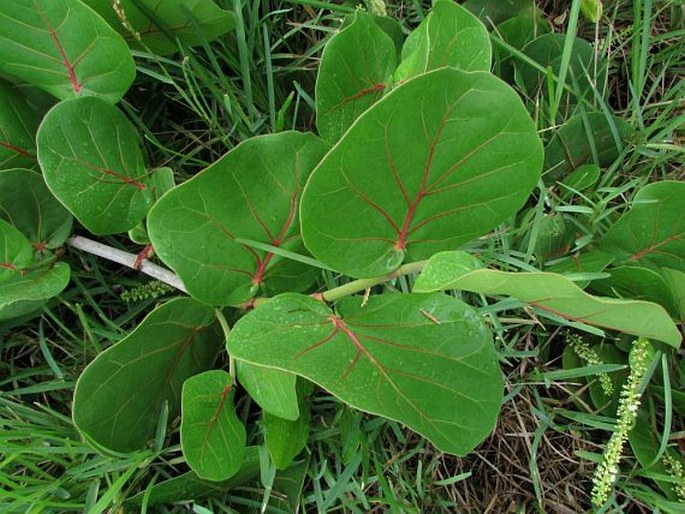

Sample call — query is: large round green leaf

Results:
[72,298,222,453]
[37,97,153,235]
[0,81,39,170]
[148,132,328,306]
[300,68,542,278]
[0,169,73,249]
[600,181,685,272]
[395,0,491,81]
[181,370,246,481]
[228,292,503,456]
[315,13,396,143]
[0,0,135,103]
[82,0,235,56]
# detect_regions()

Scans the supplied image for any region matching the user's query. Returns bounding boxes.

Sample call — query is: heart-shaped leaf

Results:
[395,0,491,81]
[181,370,246,481]
[600,181,685,272]
[0,169,73,249]
[82,0,235,56]
[228,292,503,456]
[73,298,222,452]
[301,68,542,278]
[37,97,153,235]
[0,219,70,319]
[0,81,39,170]
[414,251,681,347]
[315,13,396,143]
[236,361,299,421]
[148,132,328,306]
[0,0,135,103]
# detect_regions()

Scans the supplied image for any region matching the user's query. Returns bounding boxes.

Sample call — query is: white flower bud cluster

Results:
[567,332,614,396]
[591,337,652,508]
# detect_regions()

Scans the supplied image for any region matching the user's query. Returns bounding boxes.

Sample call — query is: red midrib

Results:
[0,141,33,158]
[78,159,147,191]
[332,83,386,111]
[0,261,17,270]
[629,234,681,261]
[36,1,82,93]
[252,189,298,285]
[201,385,232,452]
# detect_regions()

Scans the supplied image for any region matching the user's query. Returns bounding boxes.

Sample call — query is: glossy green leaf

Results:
[37,97,153,235]
[82,0,235,55]
[544,112,633,181]
[236,361,299,421]
[544,250,614,288]
[0,0,135,102]
[560,163,600,194]
[181,370,246,481]
[463,0,537,26]
[228,292,503,455]
[0,262,71,320]
[531,214,575,261]
[73,298,222,453]
[491,14,549,83]
[0,81,39,170]
[0,219,70,320]
[315,13,396,144]
[600,181,685,272]
[264,381,312,469]
[662,268,685,322]
[127,447,261,505]
[264,409,310,470]
[395,0,491,81]
[148,132,328,306]
[0,169,72,249]
[301,68,542,278]
[414,252,681,347]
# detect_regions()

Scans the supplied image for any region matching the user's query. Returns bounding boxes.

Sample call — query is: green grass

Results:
[1,0,683,512]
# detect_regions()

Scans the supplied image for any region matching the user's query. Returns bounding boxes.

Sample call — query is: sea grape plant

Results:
[0,0,681,488]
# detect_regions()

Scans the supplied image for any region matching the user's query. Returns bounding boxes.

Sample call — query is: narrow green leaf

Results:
[181,370,246,481]
[228,292,503,456]
[236,361,299,421]
[0,169,73,249]
[0,81,39,170]
[315,13,396,143]
[83,0,236,55]
[37,97,153,235]
[600,181,685,272]
[414,252,681,347]
[73,298,222,452]
[148,132,328,306]
[395,0,491,81]
[0,0,135,102]
[301,68,542,278]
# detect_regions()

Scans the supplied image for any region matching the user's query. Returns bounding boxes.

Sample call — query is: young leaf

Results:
[37,97,153,235]
[0,219,33,281]
[82,0,235,56]
[0,81,39,170]
[73,298,222,453]
[148,132,328,306]
[395,0,491,81]
[181,370,246,481]
[414,252,681,347]
[315,13,396,143]
[236,361,299,421]
[0,169,73,249]
[300,68,542,278]
[228,292,504,456]
[600,181,685,272]
[264,410,310,471]
[0,0,135,103]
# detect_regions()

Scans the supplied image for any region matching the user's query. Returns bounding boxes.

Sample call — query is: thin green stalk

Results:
[321,261,426,302]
